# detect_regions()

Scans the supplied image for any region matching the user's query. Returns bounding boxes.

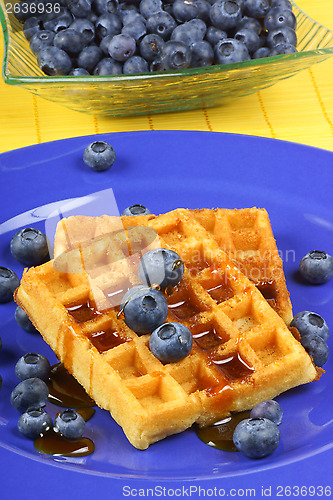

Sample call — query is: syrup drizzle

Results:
[66,300,102,323]
[196,411,250,451]
[34,364,97,458]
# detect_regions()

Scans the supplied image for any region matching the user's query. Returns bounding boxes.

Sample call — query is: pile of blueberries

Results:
[14,0,298,76]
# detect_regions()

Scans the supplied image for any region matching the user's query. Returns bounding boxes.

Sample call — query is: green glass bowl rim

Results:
[1,0,333,84]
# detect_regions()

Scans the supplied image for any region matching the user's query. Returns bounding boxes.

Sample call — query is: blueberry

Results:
[149,322,193,363]
[83,141,116,172]
[233,418,280,458]
[122,12,146,26]
[190,40,214,67]
[205,26,227,46]
[15,353,51,382]
[234,27,260,55]
[14,0,40,22]
[37,46,73,76]
[146,12,177,41]
[121,285,168,335]
[70,68,91,75]
[138,248,184,291]
[172,0,210,23]
[253,46,271,58]
[121,204,151,216]
[270,43,297,55]
[290,311,329,342]
[30,30,55,56]
[236,16,262,34]
[123,55,149,74]
[139,0,163,19]
[139,34,165,62]
[171,19,207,45]
[271,0,293,10]
[299,251,333,284]
[215,38,250,64]
[53,28,87,57]
[70,18,96,44]
[267,26,297,48]
[121,20,147,41]
[107,34,136,62]
[54,409,85,439]
[43,8,73,33]
[93,0,119,15]
[243,0,271,19]
[23,16,44,41]
[18,407,53,439]
[0,267,20,303]
[15,306,39,333]
[93,57,123,75]
[68,0,92,18]
[160,41,192,71]
[300,334,329,367]
[250,400,283,425]
[264,7,297,31]
[95,13,122,40]
[10,228,49,266]
[77,45,103,73]
[209,0,242,31]
[10,378,49,413]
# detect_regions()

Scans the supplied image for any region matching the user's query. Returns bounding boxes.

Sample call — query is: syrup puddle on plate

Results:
[196,411,250,451]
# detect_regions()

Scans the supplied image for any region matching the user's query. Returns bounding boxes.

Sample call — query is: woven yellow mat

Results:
[1,0,333,153]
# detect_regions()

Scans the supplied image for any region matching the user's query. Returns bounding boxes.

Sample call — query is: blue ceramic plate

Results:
[0,131,332,499]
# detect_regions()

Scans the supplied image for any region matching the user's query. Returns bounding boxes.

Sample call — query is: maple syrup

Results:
[48,363,95,408]
[202,270,234,304]
[256,280,278,305]
[209,352,254,380]
[196,411,250,451]
[167,284,202,321]
[192,325,225,351]
[34,429,95,457]
[66,300,102,323]
[88,328,130,353]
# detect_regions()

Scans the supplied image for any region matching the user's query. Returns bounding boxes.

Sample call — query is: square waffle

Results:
[15,209,318,449]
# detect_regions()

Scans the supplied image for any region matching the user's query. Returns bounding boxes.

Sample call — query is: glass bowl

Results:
[1,1,333,117]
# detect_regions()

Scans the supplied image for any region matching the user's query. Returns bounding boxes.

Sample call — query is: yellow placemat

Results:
[1,0,333,153]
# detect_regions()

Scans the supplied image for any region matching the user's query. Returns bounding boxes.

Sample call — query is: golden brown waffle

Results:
[53,207,293,324]
[15,209,317,450]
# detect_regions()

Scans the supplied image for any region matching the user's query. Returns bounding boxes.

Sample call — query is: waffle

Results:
[53,207,293,324]
[15,209,318,450]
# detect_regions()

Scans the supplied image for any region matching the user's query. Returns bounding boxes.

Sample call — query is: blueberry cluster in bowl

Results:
[15,0,298,76]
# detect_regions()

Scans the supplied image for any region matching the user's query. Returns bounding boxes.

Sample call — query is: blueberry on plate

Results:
[233,417,280,458]
[146,11,177,41]
[121,204,151,216]
[149,322,193,363]
[54,409,85,439]
[243,0,271,19]
[121,285,168,335]
[15,306,39,333]
[10,228,49,267]
[93,57,123,75]
[270,43,297,55]
[300,334,329,368]
[250,400,283,425]
[138,248,184,291]
[267,26,297,48]
[53,28,87,58]
[0,267,20,303]
[83,141,116,172]
[10,378,49,413]
[290,311,329,342]
[15,353,51,382]
[30,30,55,56]
[18,407,53,439]
[139,34,165,62]
[299,250,333,284]
[264,7,297,31]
